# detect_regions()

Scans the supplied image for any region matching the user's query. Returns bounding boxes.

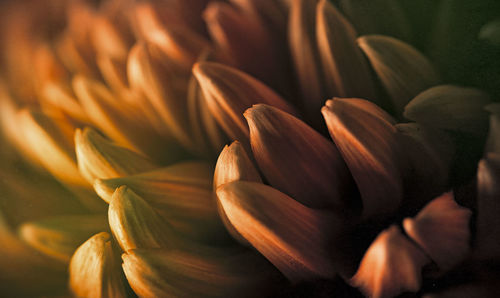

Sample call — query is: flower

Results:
[0,0,497,297]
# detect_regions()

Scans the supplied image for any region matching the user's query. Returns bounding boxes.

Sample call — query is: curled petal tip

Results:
[403,192,472,271]
[351,225,430,298]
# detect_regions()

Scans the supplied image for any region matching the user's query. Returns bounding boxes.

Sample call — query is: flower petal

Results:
[214,141,262,244]
[108,186,176,251]
[193,62,296,147]
[358,35,440,114]
[73,74,176,162]
[396,123,455,208]
[475,153,500,260]
[216,181,339,281]
[316,0,376,100]
[404,85,491,135]
[19,214,108,263]
[96,162,223,242]
[123,247,282,297]
[322,98,403,218]
[75,127,157,184]
[245,104,352,208]
[351,225,430,298]
[403,192,472,271]
[289,0,325,114]
[69,232,129,298]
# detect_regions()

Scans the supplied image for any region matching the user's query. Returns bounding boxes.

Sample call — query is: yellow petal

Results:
[75,127,157,184]
[358,35,440,114]
[73,75,177,162]
[316,0,376,100]
[108,186,176,251]
[475,153,500,260]
[403,192,471,271]
[69,232,129,298]
[245,104,351,208]
[0,209,67,296]
[216,181,339,281]
[39,80,89,123]
[19,214,108,264]
[193,62,297,147]
[322,98,403,218]
[95,162,223,242]
[16,109,105,211]
[123,246,282,297]
[214,141,261,244]
[351,226,430,298]
[404,85,491,135]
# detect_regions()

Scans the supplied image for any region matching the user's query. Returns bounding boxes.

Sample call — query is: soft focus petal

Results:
[19,214,108,264]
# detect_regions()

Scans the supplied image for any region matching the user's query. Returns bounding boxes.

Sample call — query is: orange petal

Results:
[127,42,192,149]
[404,85,491,135]
[245,104,351,208]
[216,181,339,281]
[358,35,440,114]
[316,0,376,100]
[351,225,430,298]
[289,0,326,114]
[403,192,472,271]
[193,62,297,146]
[204,1,283,90]
[214,141,262,244]
[322,98,403,218]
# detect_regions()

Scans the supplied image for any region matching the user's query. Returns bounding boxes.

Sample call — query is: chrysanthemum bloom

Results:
[0,0,497,297]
